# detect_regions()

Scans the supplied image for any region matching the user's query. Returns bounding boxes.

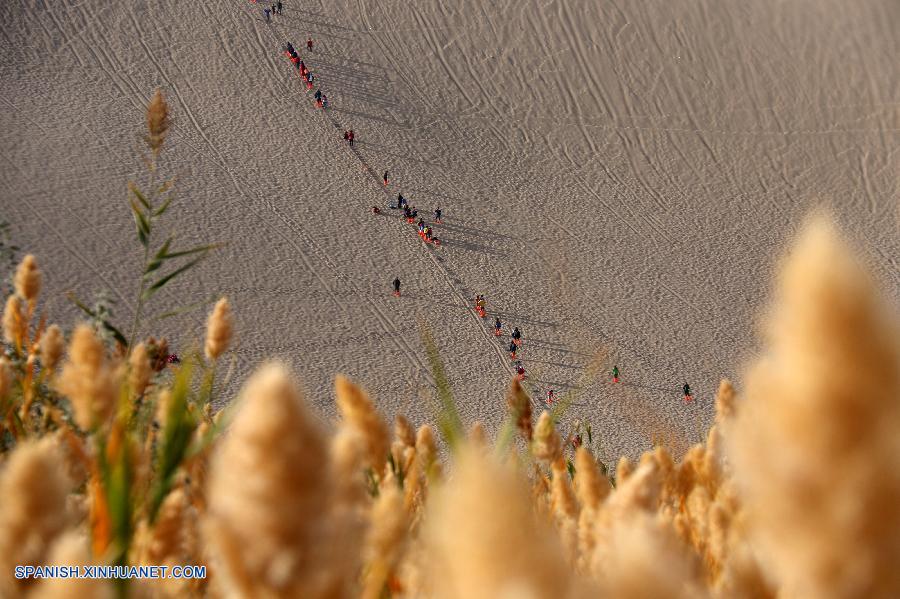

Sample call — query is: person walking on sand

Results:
[546,389,555,405]
[314,89,322,105]
[509,341,517,360]
[322,94,329,109]
[263,7,271,22]
[612,365,620,383]
[397,193,406,210]
[307,37,314,52]
[515,361,526,380]
[383,171,389,187]
[277,0,283,14]
[683,382,693,403]
[348,130,355,147]
[392,278,401,297]
[494,316,502,336]
[511,326,522,346]
[434,206,442,223]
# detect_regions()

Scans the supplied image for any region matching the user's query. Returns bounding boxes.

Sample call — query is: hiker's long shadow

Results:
[525,342,591,357]
[276,14,364,33]
[524,359,583,370]
[329,107,409,129]
[492,312,560,328]
[313,51,386,70]
[437,238,507,257]
[353,141,445,169]
[304,59,388,83]
[286,6,329,18]
[272,23,356,42]
[435,221,517,241]
[618,381,676,394]
[402,187,467,205]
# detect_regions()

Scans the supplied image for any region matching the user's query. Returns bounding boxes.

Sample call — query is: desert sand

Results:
[1,0,897,461]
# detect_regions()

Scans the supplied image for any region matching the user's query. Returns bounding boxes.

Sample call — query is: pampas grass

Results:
[505,378,533,441]
[424,446,573,599]
[204,298,232,361]
[14,254,41,302]
[3,294,23,348]
[335,374,390,479]
[39,324,65,373]
[361,484,407,599]
[532,410,562,466]
[145,90,170,157]
[0,439,71,596]
[129,342,152,398]
[205,363,336,598]
[30,533,114,599]
[56,325,119,431]
[730,218,900,598]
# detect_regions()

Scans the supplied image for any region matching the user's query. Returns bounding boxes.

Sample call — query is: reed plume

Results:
[129,342,152,397]
[415,423,440,480]
[714,379,736,423]
[391,414,416,473]
[14,254,41,302]
[731,218,900,598]
[145,89,170,155]
[505,378,532,441]
[335,374,390,478]
[424,446,574,599]
[394,414,415,448]
[55,325,119,431]
[574,446,611,559]
[3,294,23,347]
[362,484,408,599]
[204,298,232,361]
[594,512,704,599]
[135,487,190,565]
[575,446,611,510]
[616,455,634,484]
[550,459,579,562]
[205,363,336,598]
[0,439,71,596]
[405,424,440,513]
[532,410,562,465]
[30,533,114,599]
[39,324,64,372]
[468,420,487,447]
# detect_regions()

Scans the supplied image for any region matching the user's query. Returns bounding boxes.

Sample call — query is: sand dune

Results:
[1,0,897,460]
